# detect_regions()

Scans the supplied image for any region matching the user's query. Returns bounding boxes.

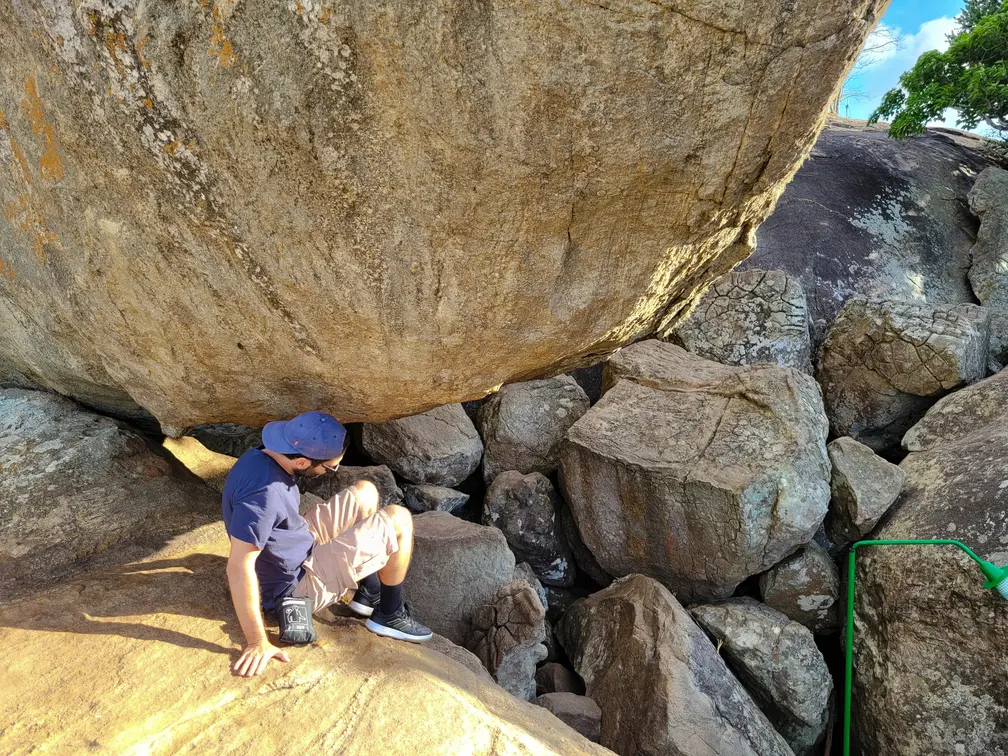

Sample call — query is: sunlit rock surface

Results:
[0,0,886,429]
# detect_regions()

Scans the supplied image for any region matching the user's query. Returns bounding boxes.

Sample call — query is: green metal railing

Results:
[843,539,1008,756]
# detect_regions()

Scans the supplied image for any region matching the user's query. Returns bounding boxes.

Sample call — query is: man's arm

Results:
[226,536,290,677]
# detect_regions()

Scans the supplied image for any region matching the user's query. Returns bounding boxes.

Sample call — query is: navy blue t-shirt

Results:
[222,449,314,611]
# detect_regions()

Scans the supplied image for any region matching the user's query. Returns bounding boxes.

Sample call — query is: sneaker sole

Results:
[347,600,374,618]
[364,618,433,643]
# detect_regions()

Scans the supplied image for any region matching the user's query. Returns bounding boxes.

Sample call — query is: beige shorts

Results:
[292,487,398,613]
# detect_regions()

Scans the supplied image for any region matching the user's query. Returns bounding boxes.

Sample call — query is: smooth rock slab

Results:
[483,471,575,587]
[0,388,218,599]
[854,370,1008,756]
[759,541,840,635]
[825,436,904,547]
[692,597,832,756]
[402,512,515,645]
[534,693,602,743]
[817,298,989,452]
[669,269,812,372]
[559,574,794,756]
[562,340,830,603]
[477,376,590,484]
[361,404,482,487]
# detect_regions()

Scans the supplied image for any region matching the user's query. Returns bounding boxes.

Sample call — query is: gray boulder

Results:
[536,663,585,696]
[401,512,515,645]
[483,471,575,587]
[0,389,218,599]
[467,580,548,701]
[825,436,904,547]
[361,404,482,487]
[744,122,991,348]
[562,340,830,603]
[817,298,990,452]
[967,166,1008,370]
[759,541,840,635]
[669,269,812,372]
[534,693,602,743]
[854,369,1008,755]
[559,575,794,756]
[692,598,832,756]
[402,484,469,514]
[477,377,590,484]
[303,464,404,508]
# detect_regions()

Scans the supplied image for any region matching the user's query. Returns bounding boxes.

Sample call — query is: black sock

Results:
[379,581,404,615]
[359,572,380,596]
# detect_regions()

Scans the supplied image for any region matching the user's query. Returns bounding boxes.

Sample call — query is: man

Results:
[222,410,432,677]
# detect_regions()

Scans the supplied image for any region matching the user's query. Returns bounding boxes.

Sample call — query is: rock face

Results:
[669,269,812,372]
[361,405,482,487]
[0,525,606,755]
[562,340,830,603]
[0,388,218,599]
[817,298,989,452]
[536,663,585,696]
[402,512,515,645]
[967,166,1008,369]
[534,693,602,743]
[483,471,575,587]
[559,575,794,756]
[402,484,469,514]
[467,580,548,701]
[692,598,832,756]
[854,370,1008,756]
[744,121,990,348]
[0,1,887,430]
[304,464,404,508]
[759,541,840,635]
[477,377,590,484]
[825,436,904,547]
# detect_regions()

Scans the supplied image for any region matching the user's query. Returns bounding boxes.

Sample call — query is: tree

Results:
[868,0,1008,138]
[829,24,902,116]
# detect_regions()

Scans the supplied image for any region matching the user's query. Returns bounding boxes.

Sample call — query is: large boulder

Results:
[477,377,590,484]
[668,269,812,372]
[692,598,832,756]
[467,580,548,701]
[360,405,482,487]
[759,541,841,635]
[0,525,606,755]
[824,436,904,548]
[967,166,1008,369]
[402,511,515,645]
[853,370,1008,755]
[561,340,830,603]
[817,298,990,453]
[744,121,991,347]
[0,388,218,600]
[0,1,887,430]
[559,575,794,756]
[483,471,575,587]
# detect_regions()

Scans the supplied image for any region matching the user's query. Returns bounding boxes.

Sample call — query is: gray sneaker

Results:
[365,602,433,642]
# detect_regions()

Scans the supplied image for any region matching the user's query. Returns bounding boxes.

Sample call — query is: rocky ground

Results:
[2,121,1008,754]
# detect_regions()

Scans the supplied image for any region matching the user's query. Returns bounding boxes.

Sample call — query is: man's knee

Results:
[383,504,412,538]
[349,480,380,516]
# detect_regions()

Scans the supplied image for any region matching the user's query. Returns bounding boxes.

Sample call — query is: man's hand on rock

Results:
[232,639,290,677]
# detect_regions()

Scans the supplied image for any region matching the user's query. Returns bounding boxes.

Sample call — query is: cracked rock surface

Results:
[967,166,1008,370]
[562,340,830,603]
[817,298,989,452]
[559,574,794,756]
[477,376,589,485]
[692,597,832,756]
[669,269,812,372]
[467,580,548,701]
[854,370,1008,756]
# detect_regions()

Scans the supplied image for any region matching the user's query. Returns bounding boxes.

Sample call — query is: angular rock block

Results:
[563,340,830,602]
[402,484,469,514]
[759,541,841,634]
[534,693,602,743]
[825,436,903,547]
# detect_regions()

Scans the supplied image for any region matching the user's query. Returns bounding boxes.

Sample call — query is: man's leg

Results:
[365,504,432,642]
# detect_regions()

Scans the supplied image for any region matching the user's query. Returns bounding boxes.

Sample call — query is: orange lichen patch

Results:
[19,77,64,183]
[294,0,304,13]
[143,97,154,110]
[103,27,129,76]
[135,37,151,69]
[163,140,181,156]
[0,260,15,280]
[0,109,61,264]
[209,2,237,69]
[320,5,331,22]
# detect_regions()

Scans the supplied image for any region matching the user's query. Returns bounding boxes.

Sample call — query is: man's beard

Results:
[294,467,327,481]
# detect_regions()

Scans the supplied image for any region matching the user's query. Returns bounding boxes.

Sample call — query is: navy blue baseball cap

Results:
[262,411,348,459]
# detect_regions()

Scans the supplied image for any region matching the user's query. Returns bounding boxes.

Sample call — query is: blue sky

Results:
[841,0,971,128]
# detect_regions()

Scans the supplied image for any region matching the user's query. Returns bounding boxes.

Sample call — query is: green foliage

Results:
[868,0,1008,138]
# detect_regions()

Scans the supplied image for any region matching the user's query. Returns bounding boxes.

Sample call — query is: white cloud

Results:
[901,16,957,60]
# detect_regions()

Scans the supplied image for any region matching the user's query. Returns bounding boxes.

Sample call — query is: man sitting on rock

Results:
[222,410,432,677]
